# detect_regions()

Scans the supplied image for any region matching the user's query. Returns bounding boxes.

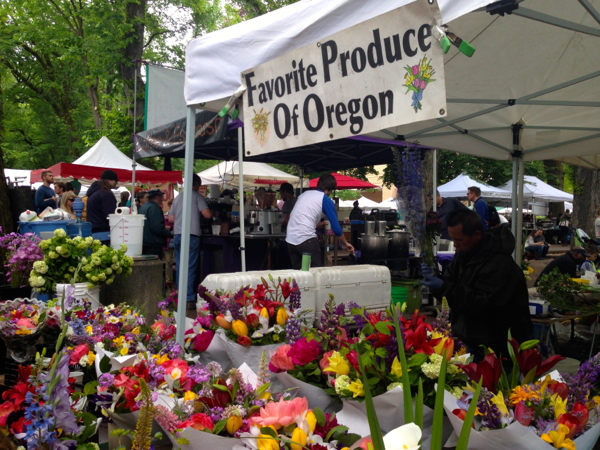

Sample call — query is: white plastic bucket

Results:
[55,283,101,310]
[108,213,145,256]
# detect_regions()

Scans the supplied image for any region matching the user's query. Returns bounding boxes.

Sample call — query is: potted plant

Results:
[0,227,43,299]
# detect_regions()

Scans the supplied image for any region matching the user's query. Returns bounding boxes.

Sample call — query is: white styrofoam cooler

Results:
[200,270,316,314]
[310,265,391,316]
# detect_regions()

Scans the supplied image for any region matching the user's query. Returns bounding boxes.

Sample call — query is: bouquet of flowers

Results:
[28,229,134,293]
[446,341,600,450]
[232,397,361,450]
[0,226,43,288]
[156,357,277,450]
[536,268,600,314]
[0,298,49,363]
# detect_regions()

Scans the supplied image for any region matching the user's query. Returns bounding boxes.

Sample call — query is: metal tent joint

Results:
[508,99,516,106]
[486,0,519,17]
[511,150,523,158]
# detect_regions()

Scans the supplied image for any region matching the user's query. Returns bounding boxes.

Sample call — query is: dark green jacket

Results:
[436,224,532,356]
[140,201,171,247]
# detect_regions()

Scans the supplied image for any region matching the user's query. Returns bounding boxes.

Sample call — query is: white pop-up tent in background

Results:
[198,161,300,189]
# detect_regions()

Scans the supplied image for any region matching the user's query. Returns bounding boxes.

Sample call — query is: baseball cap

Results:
[101,169,119,182]
[277,182,294,194]
[571,247,591,257]
[147,189,164,199]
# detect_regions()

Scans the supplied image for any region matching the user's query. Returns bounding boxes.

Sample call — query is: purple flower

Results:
[98,373,115,388]
[288,280,301,310]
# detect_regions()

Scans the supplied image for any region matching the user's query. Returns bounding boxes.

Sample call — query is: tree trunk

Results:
[82,55,102,129]
[119,0,146,130]
[0,70,14,234]
[572,166,600,239]
[543,160,565,217]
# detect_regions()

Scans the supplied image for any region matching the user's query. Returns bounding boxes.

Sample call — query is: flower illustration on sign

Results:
[404,56,436,113]
[252,107,271,143]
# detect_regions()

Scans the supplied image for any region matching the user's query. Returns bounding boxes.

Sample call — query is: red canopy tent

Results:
[30,163,182,185]
[308,173,378,190]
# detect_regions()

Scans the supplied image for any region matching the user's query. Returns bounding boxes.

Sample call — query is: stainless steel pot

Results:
[359,233,389,261]
[365,221,376,235]
[387,230,409,258]
[376,221,387,236]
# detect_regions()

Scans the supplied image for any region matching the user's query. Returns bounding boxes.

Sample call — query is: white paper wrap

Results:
[443,389,600,450]
[276,372,342,414]
[216,329,284,392]
[197,329,233,372]
[94,344,139,378]
[166,428,240,450]
[338,386,452,450]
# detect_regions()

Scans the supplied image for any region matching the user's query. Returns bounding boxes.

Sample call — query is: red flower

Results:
[458,353,502,393]
[367,311,387,326]
[514,401,534,426]
[403,323,441,355]
[199,379,232,408]
[237,335,252,347]
[345,350,361,374]
[254,299,283,317]
[9,415,30,436]
[451,409,474,428]
[69,344,89,366]
[545,380,569,399]
[251,283,269,302]
[557,414,579,439]
[508,338,565,378]
[2,382,34,410]
[246,313,259,328]
[0,402,15,427]
[279,279,297,299]
[185,413,214,431]
[288,338,321,366]
[571,402,589,434]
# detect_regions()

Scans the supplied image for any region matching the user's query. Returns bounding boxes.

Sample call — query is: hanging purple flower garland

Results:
[393,146,426,254]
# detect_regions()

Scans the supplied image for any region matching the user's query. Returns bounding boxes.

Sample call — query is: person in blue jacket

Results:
[467,186,489,230]
[286,173,354,269]
[34,171,57,213]
[86,170,119,238]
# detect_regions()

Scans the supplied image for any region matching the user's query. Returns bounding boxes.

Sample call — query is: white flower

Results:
[33,260,48,274]
[54,228,66,238]
[79,355,89,367]
[383,423,422,450]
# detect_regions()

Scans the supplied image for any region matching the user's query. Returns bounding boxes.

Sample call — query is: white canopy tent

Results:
[173,0,600,344]
[75,136,151,171]
[498,175,573,202]
[198,161,299,189]
[437,173,512,199]
[4,169,33,187]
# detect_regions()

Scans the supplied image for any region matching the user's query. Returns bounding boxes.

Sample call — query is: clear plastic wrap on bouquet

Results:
[216,329,284,392]
[338,386,453,450]
[166,428,240,450]
[276,372,342,414]
[443,390,600,450]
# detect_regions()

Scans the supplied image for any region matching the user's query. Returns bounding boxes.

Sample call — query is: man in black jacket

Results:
[140,189,172,258]
[420,209,532,359]
[86,170,119,241]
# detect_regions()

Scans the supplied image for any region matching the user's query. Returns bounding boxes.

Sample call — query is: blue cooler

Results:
[18,220,72,239]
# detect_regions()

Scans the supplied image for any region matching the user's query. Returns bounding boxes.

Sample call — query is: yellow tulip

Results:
[552,394,568,419]
[183,391,198,401]
[433,337,454,362]
[153,354,170,365]
[232,320,249,336]
[276,308,288,326]
[325,352,350,376]
[87,351,95,366]
[541,424,576,450]
[120,347,129,356]
[391,357,403,378]
[490,392,508,417]
[257,434,279,450]
[306,411,317,432]
[260,307,269,319]
[131,327,140,335]
[348,378,365,398]
[226,415,243,435]
[290,427,307,450]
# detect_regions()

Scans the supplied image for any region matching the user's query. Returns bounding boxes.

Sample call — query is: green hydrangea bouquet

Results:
[28,228,134,293]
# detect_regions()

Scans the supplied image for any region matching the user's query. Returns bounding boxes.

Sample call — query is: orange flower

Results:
[509,385,541,405]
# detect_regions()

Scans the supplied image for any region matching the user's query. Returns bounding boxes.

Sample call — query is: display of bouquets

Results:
[537,267,600,314]
[155,355,279,450]
[0,297,49,363]
[201,276,310,390]
[232,396,361,450]
[445,340,600,450]
[0,226,43,288]
[28,229,134,294]
[272,296,351,413]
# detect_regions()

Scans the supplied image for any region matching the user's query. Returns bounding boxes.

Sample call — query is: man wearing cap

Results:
[276,182,296,269]
[534,246,590,287]
[86,169,119,240]
[428,189,467,240]
[140,189,172,258]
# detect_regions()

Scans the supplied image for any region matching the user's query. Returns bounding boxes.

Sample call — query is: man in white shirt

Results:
[286,173,354,269]
[169,174,212,307]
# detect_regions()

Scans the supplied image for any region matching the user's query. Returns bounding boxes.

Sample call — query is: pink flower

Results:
[514,401,534,426]
[252,397,309,430]
[411,65,419,75]
[420,79,427,90]
[269,345,295,372]
[413,79,420,88]
[16,318,35,329]
[288,338,320,366]
[320,351,335,376]
[191,329,214,353]
[162,358,189,383]
[183,413,214,431]
[69,344,89,365]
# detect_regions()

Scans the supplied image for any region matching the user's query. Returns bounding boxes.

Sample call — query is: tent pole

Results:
[432,149,437,213]
[511,157,518,251]
[511,123,523,261]
[238,125,246,272]
[516,159,525,263]
[176,106,196,346]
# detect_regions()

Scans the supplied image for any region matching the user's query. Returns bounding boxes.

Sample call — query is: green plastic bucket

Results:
[391,279,421,313]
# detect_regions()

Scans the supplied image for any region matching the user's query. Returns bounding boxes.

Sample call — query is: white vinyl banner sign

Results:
[242,0,446,156]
